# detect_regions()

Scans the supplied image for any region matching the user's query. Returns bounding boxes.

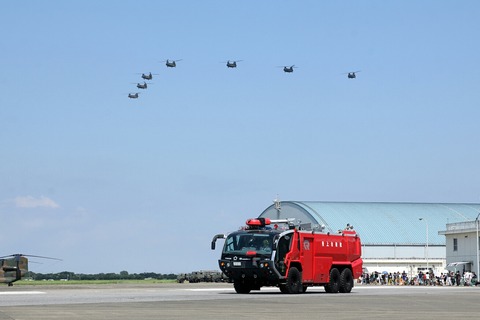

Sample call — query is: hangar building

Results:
[259,201,480,277]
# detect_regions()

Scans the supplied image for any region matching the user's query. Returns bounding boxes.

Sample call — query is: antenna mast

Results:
[274,195,281,219]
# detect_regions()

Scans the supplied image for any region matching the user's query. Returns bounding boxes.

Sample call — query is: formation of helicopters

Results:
[1,254,62,286]
[128,58,183,99]
[128,58,360,99]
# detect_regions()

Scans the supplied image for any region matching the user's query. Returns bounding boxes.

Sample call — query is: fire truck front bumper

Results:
[218,259,279,284]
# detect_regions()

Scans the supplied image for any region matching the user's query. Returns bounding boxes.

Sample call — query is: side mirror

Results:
[211,234,226,250]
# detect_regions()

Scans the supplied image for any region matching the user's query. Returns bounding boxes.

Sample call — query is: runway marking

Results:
[185,287,279,292]
[0,291,45,295]
[185,288,234,291]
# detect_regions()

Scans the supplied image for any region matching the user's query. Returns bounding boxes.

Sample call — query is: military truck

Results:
[177,270,227,283]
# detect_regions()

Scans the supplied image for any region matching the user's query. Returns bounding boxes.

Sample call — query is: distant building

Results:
[259,201,480,277]
[438,219,480,275]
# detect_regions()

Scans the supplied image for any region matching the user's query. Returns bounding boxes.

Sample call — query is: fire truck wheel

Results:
[279,284,289,293]
[339,268,353,293]
[285,267,303,294]
[325,268,340,293]
[233,280,251,294]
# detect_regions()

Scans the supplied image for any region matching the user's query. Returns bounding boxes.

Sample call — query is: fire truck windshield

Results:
[223,233,275,256]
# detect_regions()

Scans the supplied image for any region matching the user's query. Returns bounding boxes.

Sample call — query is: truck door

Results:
[275,231,293,276]
[300,234,314,283]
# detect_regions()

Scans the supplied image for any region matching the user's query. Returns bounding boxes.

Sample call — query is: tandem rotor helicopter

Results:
[132,82,151,89]
[128,92,140,99]
[279,65,297,73]
[138,72,158,80]
[345,70,361,79]
[163,59,182,68]
[224,60,242,68]
[1,254,62,286]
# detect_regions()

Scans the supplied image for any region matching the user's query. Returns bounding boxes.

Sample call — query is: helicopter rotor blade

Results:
[0,254,62,261]
[24,254,62,261]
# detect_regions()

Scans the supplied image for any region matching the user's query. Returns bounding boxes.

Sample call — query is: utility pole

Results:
[419,218,429,271]
[476,212,480,278]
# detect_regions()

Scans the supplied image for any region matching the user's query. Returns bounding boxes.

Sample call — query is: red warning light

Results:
[246,218,271,227]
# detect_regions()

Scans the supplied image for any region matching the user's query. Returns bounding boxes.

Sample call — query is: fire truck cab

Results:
[211,217,363,294]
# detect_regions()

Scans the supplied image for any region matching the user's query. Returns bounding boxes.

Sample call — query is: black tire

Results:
[285,267,303,294]
[325,268,340,293]
[233,280,251,294]
[279,284,289,294]
[339,268,354,293]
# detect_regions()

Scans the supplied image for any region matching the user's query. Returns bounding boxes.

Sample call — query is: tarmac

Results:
[1,282,479,320]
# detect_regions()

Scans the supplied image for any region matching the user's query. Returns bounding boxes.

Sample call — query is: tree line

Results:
[26,271,178,281]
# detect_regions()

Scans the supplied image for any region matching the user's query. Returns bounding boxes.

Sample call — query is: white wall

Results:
[362,245,445,259]
[444,231,480,273]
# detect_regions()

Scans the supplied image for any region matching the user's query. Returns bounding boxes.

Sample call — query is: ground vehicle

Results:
[177,270,227,283]
[211,218,362,294]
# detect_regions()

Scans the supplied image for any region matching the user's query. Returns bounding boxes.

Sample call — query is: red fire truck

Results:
[211,217,363,294]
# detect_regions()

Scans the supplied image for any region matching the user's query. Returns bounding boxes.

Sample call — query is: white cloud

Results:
[14,196,60,209]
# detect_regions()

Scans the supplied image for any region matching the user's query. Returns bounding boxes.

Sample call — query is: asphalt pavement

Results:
[1,282,479,320]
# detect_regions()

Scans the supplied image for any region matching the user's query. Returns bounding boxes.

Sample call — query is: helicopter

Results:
[133,82,151,89]
[128,92,140,99]
[224,60,242,68]
[1,254,62,286]
[138,72,158,80]
[345,70,361,79]
[280,65,297,73]
[163,59,182,68]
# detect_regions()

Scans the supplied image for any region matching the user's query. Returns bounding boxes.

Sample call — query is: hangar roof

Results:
[259,201,480,246]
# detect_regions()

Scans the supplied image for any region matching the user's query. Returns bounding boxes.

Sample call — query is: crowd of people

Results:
[360,270,478,286]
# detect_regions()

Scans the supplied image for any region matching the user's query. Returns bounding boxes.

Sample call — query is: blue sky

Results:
[1,0,479,274]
